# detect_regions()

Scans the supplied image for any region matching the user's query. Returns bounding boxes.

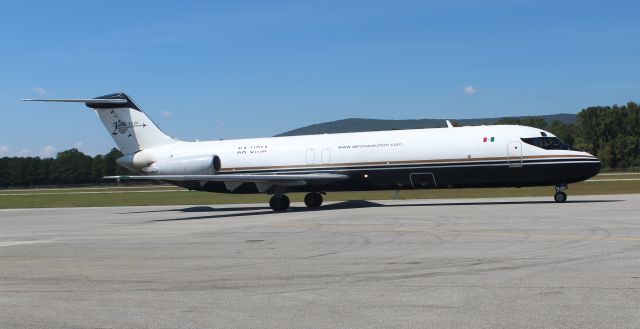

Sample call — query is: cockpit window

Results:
[521,137,576,150]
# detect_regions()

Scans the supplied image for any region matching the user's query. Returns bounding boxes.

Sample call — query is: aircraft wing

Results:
[104,173,349,192]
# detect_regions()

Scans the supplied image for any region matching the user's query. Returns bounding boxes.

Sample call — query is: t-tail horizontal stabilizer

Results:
[21,98,128,105]
[22,92,177,155]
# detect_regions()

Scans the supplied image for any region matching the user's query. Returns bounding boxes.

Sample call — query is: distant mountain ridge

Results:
[276,113,577,136]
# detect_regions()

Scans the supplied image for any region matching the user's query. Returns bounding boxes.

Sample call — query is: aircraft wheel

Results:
[269,195,290,211]
[554,191,567,203]
[304,192,323,208]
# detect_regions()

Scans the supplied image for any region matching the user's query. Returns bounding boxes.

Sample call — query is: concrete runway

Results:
[1,195,639,329]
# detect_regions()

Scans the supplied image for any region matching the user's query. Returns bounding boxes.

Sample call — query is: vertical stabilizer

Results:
[87,93,177,154]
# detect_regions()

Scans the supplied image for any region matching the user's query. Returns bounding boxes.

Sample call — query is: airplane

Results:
[22,93,601,211]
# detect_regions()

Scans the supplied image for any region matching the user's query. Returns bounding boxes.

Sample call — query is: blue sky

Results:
[1,0,638,157]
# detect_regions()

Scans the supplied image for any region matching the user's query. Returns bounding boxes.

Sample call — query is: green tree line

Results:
[496,102,640,168]
[1,102,638,187]
[0,148,130,187]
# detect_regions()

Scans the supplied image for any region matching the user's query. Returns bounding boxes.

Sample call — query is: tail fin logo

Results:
[114,121,128,135]
[112,120,148,136]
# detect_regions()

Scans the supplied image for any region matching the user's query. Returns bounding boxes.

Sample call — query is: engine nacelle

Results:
[143,155,221,175]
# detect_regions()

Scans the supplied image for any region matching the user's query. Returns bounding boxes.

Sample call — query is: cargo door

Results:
[410,172,437,188]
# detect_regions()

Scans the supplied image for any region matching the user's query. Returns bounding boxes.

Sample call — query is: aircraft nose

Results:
[586,153,601,178]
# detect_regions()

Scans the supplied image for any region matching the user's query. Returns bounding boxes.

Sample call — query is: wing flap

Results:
[104,173,349,183]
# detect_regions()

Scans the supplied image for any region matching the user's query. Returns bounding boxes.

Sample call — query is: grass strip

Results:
[0,180,638,209]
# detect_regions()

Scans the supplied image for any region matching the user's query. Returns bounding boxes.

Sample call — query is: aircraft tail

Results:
[23,93,177,155]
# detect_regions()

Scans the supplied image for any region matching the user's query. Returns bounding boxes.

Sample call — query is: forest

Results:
[494,102,639,169]
[1,102,638,187]
[0,148,130,187]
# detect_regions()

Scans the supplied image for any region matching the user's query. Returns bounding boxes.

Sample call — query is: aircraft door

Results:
[321,147,331,164]
[507,141,523,168]
[305,148,316,164]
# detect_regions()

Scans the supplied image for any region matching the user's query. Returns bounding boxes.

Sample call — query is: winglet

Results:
[446,120,454,128]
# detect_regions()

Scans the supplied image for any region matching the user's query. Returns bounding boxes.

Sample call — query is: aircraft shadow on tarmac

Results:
[144,199,622,222]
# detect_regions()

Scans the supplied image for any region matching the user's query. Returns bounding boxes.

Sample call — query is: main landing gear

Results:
[269,194,290,211]
[304,192,324,208]
[554,184,568,203]
[268,192,325,211]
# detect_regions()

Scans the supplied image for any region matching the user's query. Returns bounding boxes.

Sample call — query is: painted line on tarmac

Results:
[0,240,55,248]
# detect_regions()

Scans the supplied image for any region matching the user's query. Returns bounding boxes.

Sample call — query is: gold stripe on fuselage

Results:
[220,154,595,172]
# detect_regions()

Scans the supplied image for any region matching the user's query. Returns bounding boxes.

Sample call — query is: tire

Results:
[304,192,323,208]
[554,191,567,203]
[269,195,290,211]
[281,195,290,209]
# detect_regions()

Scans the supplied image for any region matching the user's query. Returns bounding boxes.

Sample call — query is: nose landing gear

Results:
[554,184,568,203]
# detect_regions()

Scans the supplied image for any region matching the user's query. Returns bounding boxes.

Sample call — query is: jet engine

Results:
[142,155,221,175]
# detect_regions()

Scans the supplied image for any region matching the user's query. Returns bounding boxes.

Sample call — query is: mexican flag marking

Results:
[483,137,495,142]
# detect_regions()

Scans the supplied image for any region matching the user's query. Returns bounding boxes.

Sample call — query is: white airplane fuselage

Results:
[23,92,600,210]
[122,124,600,193]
